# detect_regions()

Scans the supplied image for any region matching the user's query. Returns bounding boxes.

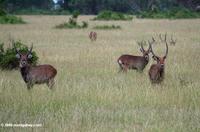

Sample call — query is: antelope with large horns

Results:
[148,36,168,83]
[14,43,57,89]
[117,39,154,72]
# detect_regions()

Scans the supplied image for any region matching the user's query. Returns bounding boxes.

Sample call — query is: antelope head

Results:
[150,36,168,68]
[14,43,33,68]
[137,39,153,61]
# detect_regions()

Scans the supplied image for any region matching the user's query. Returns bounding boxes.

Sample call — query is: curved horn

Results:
[137,41,145,52]
[140,41,145,51]
[28,43,33,54]
[164,38,168,58]
[148,40,157,57]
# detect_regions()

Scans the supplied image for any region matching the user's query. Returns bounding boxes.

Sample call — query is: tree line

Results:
[1,0,200,14]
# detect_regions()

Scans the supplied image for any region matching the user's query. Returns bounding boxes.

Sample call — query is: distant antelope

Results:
[14,44,57,89]
[117,39,154,72]
[149,36,168,83]
[159,33,176,45]
[169,35,177,45]
[89,31,97,41]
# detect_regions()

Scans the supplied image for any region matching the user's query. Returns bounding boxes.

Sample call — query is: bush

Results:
[55,14,88,29]
[0,15,26,24]
[137,8,200,19]
[0,8,6,16]
[93,25,121,30]
[93,10,133,21]
[13,8,70,15]
[0,41,38,70]
[72,10,80,19]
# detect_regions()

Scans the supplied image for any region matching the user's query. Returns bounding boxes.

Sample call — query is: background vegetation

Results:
[93,24,121,30]
[93,10,133,21]
[0,0,200,18]
[0,0,25,24]
[55,11,88,29]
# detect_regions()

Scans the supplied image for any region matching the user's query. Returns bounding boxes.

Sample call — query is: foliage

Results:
[93,25,121,30]
[0,41,38,70]
[0,15,25,24]
[2,0,200,15]
[55,21,88,29]
[0,8,6,16]
[137,8,200,19]
[56,13,88,29]
[13,8,70,15]
[93,10,133,21]
[72,10,80,19]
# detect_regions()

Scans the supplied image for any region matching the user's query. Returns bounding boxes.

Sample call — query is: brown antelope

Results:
[148,36,168,83]
[14,44,57,89]
[117,39,154,72]
[89,31,97,41]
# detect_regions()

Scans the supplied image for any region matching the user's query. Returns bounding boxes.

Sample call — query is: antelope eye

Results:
[28,54,32,59]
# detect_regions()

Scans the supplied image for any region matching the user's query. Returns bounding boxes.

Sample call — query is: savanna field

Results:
[0,15,200,132]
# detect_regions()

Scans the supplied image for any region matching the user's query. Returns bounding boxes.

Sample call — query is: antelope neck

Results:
[20,65,31,83]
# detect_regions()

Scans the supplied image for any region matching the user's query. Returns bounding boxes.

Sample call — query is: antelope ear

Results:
[28,54,32,59]
[16,54,20,59]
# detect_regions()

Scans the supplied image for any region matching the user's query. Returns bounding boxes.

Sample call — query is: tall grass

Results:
[0,15,200,132]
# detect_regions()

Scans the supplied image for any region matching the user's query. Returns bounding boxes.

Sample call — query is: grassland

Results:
[0,16,200,132]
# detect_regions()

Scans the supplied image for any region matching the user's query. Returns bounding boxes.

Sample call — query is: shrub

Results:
[72,10,80,19]
[137,8,200,19]
[0,41,38,70]
[93,25,121,30]
[0,15,26,24]
[0,8,6,16]
[93,10,133,21]
[82,21,88,28]
[55,14,88,29]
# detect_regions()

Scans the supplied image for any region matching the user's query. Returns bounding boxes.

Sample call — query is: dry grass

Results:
[0,15,200,132]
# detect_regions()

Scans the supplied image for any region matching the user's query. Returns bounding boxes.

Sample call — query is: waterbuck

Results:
[117,40,154,72]
[149,36,168,83]
[89,31,97,41]
[14,44,57,89]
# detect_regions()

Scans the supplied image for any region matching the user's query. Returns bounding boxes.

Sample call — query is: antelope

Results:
[14,44,57,89]
[159,33,176,46]
[169,35,177,45]
[148,36,168,83]
[117,39,154,72]
[89,31,97,41]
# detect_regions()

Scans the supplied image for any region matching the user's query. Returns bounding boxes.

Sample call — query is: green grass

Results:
[93,25,121,30]
[0,15,26,24]
[0,15,200,131]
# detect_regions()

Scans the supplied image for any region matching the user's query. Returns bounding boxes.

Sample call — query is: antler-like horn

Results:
[164,38,168,58]
[159,33,167,42]
[148,38,157,57]
[137,40,145,52]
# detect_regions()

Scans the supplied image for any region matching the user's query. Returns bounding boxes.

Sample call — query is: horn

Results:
[28,43,33,54]
[164,38,168,58]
